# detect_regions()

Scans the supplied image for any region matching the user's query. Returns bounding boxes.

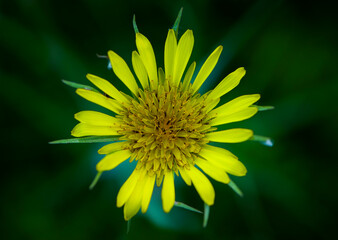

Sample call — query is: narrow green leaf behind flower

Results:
[228,179,243,197]
[174,201,203,214]
[62,80,99,93]
[49,136,121,144]
[250,135,274,147]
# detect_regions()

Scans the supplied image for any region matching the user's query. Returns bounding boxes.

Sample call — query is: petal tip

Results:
[238,67,246,75]
[163,203,174,213]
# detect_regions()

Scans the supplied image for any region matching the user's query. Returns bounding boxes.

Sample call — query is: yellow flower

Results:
[71,27,260,221]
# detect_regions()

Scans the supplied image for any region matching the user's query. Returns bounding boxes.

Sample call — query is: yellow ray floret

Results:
[74,110,121,126]
[209,107,258,126]
[162,171,175,213]
[96,149,131,171]
[117,169,142,208]
[164,29,177,83]
[76,89,122,114]
[108,50,139,95]
[71,123,120,137]
[182,61,196,91]
[172,29,194,86]
[199,145,247,176]
[141,174,156,213]
[86,74,129,103]
[123,171,147,220]
[191,46,223,94]
[98,142,126,155]
[179,168,192,186]
[210,94,260,117]
[206,67,246,101]
[158,67,165,85]
[132,51,149,89]
[135,33,158,89]
[187,166,215,206]
[206,128,253,143]
[195,158,230,184]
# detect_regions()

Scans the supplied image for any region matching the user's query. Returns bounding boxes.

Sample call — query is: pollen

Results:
[117,83,213,184]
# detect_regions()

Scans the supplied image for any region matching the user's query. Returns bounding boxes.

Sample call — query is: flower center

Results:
[118,83,213,183]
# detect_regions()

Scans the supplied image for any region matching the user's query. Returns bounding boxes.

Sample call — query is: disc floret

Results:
[118,83,213,184]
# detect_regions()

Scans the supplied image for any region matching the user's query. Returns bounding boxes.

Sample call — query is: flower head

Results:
[70,18,261,221]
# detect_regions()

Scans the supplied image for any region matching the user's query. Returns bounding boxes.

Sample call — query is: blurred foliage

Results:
[1,0,338,239]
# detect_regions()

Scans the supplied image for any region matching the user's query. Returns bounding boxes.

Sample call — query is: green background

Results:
[1,0,337,239]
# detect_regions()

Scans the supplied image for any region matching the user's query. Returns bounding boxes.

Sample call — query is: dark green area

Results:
[1,0,337,239]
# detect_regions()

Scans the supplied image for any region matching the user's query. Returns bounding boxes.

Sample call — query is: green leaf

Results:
[174,201,203,214]
[203,203,210,228]
[250,135,274,147]
[96,54,112,70]
[133,15,139,34]
[49,136,121,144]
[228,179,243,197]
[127,219,131,234]
[89,171,102,190]
[62,80,99,93]
[172,7,183,38]
[253,105,275,111]
[96,53,108,59]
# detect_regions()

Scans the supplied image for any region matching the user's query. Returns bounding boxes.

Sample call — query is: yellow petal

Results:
[206,128,253,143]
[186,166,215,206]
[164,29,177,83]
[132,51,149,89]
[86,74,129,103]
[141,174,155,213]
[136,33,158,89]
[117,169,142,207]
[207,67,245,99]
[161,171,175,213]
[191,46,223,94]
[158,67,165,85]
[202,144,238,158]
[76,89,122,114]
[123,171,147,220]
[204,157,247,177]
[199,145,247,176]
[96,149,131,171]
[108,50,139,95]
[210,94,260,116]
[204,97,220,113]
[98,141,125,155]
[74,111,120,126]
[71,123,120,137]
[210,107,258,126]
[179,167,192,186]
[195,158,230,183]
[173,29,194,86]
[182,61,196,91]
[206,67,246,101]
